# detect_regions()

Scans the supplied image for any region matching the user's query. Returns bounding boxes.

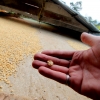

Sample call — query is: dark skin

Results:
[32,32,100,100]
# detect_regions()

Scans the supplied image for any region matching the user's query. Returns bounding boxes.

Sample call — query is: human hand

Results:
[32,32,100,100]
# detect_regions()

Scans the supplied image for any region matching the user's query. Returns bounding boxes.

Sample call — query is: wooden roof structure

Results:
[0,0,100,33]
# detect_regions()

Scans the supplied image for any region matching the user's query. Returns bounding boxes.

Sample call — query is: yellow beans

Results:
[47,60,54,67]
[0,17,42,85]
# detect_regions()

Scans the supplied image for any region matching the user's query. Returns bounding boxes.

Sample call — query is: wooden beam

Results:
[0,0,88,32]
[0,0,42,15]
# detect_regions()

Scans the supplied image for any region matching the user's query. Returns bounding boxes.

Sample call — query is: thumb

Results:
[81,32,99,47]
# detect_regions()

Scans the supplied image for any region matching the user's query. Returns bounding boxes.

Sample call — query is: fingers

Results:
[81,32,100,47]
[33,60,69,74]
[42,50,75,59]
[34,53,70,67]
[38,66,67,84]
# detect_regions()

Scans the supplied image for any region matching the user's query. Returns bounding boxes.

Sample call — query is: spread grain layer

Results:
[0,17,41,85]
[67,39,90,50]
[0,17,91,100]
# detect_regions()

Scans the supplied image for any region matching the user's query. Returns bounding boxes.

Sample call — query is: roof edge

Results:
[51,0,100,33]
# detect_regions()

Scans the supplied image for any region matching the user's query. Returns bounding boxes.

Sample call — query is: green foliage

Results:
[85,17,98,25]
[95,25,100,30]
[70,1,82,12]
[70,1,100,31]
[85,17,100,30]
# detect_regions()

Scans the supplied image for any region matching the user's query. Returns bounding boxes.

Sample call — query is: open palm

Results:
[32,33,100,100]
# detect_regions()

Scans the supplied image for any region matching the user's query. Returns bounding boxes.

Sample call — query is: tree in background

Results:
[70,1,100,30]
[85,16,100,30]
[85,17,98,25]
[96,23,100,30]
[70,1,82,12]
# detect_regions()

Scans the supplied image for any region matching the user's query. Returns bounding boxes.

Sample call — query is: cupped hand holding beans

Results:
[32,32,100,100]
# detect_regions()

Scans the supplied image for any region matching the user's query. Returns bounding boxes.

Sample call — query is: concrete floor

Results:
[0,17,91,100]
